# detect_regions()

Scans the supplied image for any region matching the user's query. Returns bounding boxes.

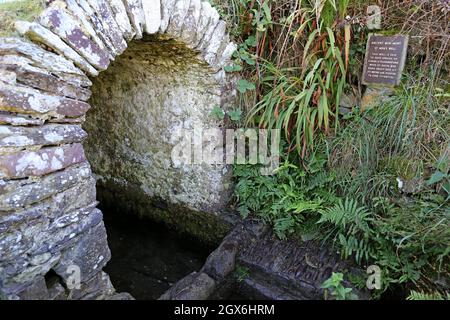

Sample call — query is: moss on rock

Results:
[0,0,45,36]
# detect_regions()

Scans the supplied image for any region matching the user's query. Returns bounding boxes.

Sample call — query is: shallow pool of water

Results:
[102,210,213,300]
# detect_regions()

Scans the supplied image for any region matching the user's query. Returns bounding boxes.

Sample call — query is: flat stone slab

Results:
[0,124,87,150]
[0,83,90,118]
[0,143,86,179]
[38,4,110,71]
[0,161,91,211]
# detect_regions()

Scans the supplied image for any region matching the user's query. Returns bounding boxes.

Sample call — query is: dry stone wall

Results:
[0,0,236,300]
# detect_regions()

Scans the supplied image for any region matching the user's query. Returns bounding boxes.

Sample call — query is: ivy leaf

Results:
[427,171,446,185]
[224,64,243,72]
[237,79,256,94]
[228,109,242,122]
[210,105,225,120]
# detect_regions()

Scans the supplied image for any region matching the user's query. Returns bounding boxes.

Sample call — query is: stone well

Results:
[0,0,237,300]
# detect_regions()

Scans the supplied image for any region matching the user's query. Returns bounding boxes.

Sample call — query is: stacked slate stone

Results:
[0,0,236,300]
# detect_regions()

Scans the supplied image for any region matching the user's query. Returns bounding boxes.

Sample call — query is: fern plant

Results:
[233,143,337,240]
[407,290,448,300]
[318,198,374,264]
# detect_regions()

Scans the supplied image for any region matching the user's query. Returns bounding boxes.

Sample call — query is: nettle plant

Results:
[321,272,358,300]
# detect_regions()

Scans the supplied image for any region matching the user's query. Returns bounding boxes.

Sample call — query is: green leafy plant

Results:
[224,64,243,72]
[233,143,337,240]
[210,105,225,120]
[321,272,358,300]
[234,264,250,282]
[228,109,243,122]
[246,1,350,156]
[318,198,374,264]
[237,79,256,94]
[407,290,448,300]
[217,0,450,299]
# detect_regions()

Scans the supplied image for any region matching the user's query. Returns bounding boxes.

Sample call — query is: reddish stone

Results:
[0,143,86,179]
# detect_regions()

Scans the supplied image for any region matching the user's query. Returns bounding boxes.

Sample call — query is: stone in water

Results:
[362,34,408,86]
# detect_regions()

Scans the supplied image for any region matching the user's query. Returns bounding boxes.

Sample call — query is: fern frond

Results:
[407,290,446,300]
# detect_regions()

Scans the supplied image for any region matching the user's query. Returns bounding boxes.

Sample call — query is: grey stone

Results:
[0,37,92,87]
[109,0,135,41]
[0,143,86,179]
[142,0,161,34]
[339,91,358,115]
[203,21,227,66]
[10,254,61,286]
[38,206,102,255]
[366,5,381,30]
[0,82,90,119]
[0,112,45,126]
[67,271,115,300]
[64,0,114,59]
[15,21,99,76]
[38,4,110,71]
[203,241,238,280]
[166,0,191,37]
[160,0,176,33]
[216,42,238,70]
[238,229,369,299]
[0,161,92,211]
[240,277,304,300]
[196,8,220,51]
[53,221,110,284]
[0,68,16,85]
[0,124,87,151]
[47,282,67,300]
[16,276,49,300]
[172,272,216,300]
[0,184,98,270]
[191,1,214,47]
[85,0,127,55]
[160,272,216,300]
[122,0,146,39]
[108,292,135,300]
[179,0,202,46]
[0,55,92,100]
[0,177,96,233]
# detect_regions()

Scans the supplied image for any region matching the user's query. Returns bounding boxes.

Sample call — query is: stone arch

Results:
[0,0,237,300]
